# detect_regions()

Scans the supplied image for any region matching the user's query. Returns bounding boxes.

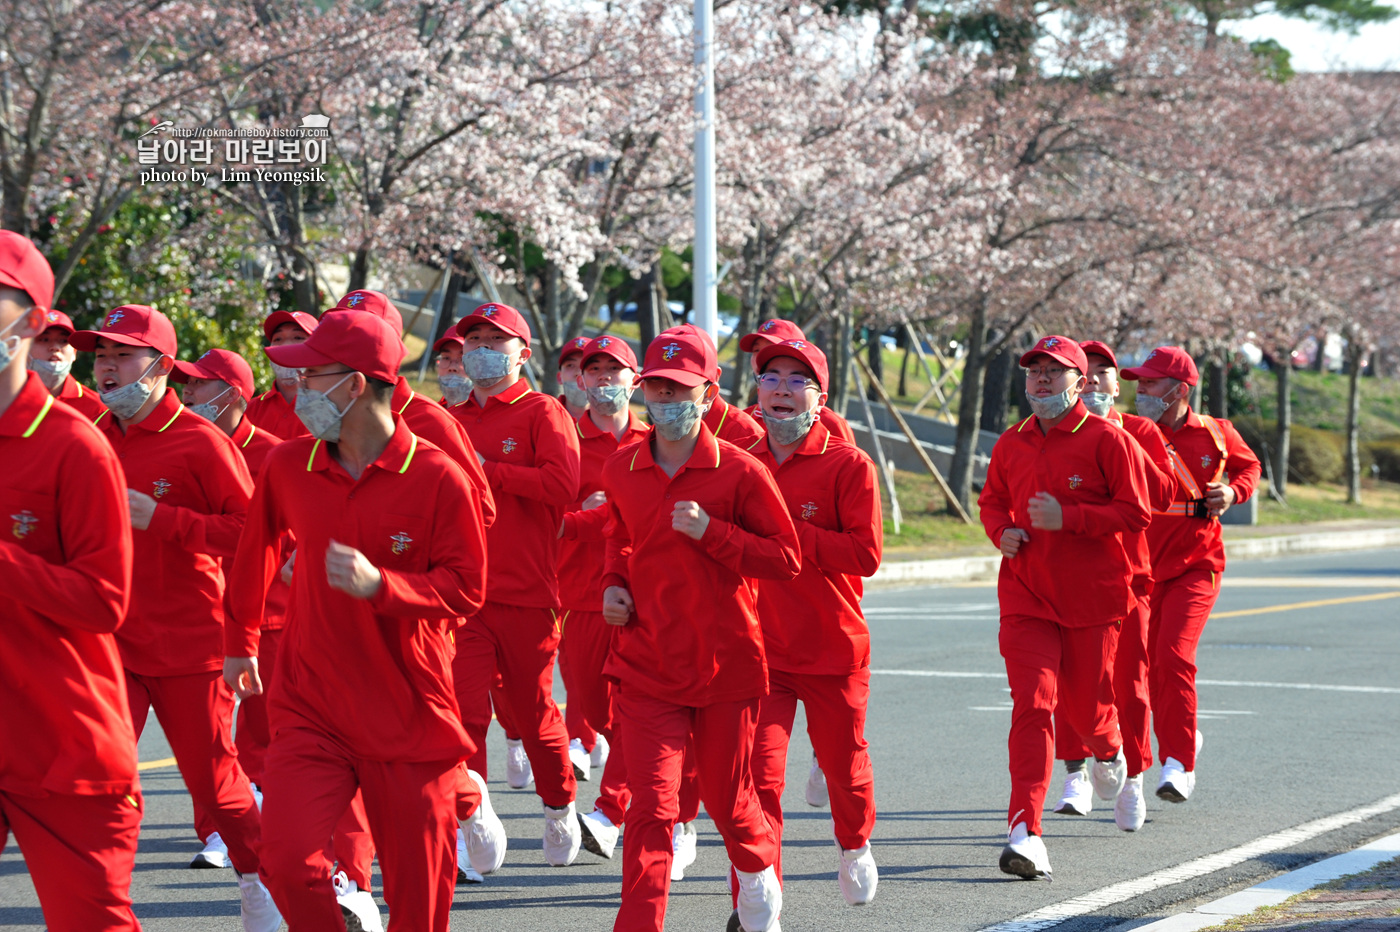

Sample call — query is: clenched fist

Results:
[672,500,710,541]
[602,586,635,626]
[326,539,382,599]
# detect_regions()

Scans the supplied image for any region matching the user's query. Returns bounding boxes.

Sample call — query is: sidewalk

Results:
[1137,832,1400,931]
[871,523,1400,587]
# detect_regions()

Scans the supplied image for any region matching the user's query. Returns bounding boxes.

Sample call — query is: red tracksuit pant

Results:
[1055,589,1153,776]
[126,669,262,874]
[752,667,875,878]
[1149,568,1219,771]
[560,608,614,747]
[258,726,458,932]
[614,687,777,932]
[234,626,283,786]
[1,789,142,932]
[453,602,576,809]
[1000,615,1121,836]
[593,727,701,829]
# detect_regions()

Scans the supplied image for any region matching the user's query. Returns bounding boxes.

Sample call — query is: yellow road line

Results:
[137,757,177,771]
[1212,591,1400,619]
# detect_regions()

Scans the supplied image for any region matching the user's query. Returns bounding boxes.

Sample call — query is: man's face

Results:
[435,343,464,376]
[299,362,359,407]
[464,323,526,357]
[641,376,711,406]
[757,357,826,418]
[183,376,235,407]
[94,338,164,391]
[582,356,634,391]
[1135,376,1179,400]
[1024,353,1084,399]
[270,322,309,347]
[32,327,75,365]
[1085,355,1119,399]
[559,355,582,387]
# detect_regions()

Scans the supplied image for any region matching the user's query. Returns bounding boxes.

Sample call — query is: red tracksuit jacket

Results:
[392,377,496,527]
[1148,411,1261,581]
[448,379,580,609]
[1106,410,1178,593]
[57,373,108,422]
[246,386,310,441]
[750,423,883,675]
[978,402,1152,627]
[558,410,651,613]
[705,396,764,448]
[0,372,137,796]
[97,388,254,676]
[226,420,488,762]
[600,426,801,706]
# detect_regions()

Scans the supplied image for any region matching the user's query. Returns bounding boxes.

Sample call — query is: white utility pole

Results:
[692,0,718,341]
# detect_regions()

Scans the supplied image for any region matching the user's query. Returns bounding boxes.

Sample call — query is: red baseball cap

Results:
[454,302,532,347]
[170,348,256,401]
[0,230,54,311]
[432,333,464,355]
[71,305,179,358]
[262,310,318,341]
[39,309,75,335]
[1120,346,1199,386]
[559,335,591,367]
[326,290,403,334]
[739,318,806,353]
[1019,334,1088,374]
[641,328,717,388]
[753,339,829,392]
[580,334,638,372]
[265,311,404,383]
[660,323,724,380]
[1079,340,1117,368]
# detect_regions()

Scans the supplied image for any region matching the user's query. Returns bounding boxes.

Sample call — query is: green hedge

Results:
[1230,417,1345,485]
[1365,438,1400,483]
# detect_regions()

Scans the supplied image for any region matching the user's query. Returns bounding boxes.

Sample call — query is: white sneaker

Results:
[568,738,591,782]
[190,831,229,869]
[332,870,383,932]
[578,809,620,859]
[727,912,781,932]
[670,820,698,881]
[1116,774,1147,831]
[1196,729,1205,756]
[735,864,782,932]
[1053,771,1093,816]
[804,754,828,807]
[251,784,263,812]
[463,768,506,874]
[1091,751,1128,801]
[237,871,283,932]
[506,738,533,789]
[543,801,581,866]
[455,829,484,884]
[999,822,1052,881]
[1156,756,1195,803]
[838,842,878,905]
[591,733,610,770]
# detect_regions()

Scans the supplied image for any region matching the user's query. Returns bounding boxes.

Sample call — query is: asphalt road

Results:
[3,547,1399,932]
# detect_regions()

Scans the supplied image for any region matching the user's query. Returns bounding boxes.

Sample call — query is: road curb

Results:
[1131,830,1400,931]
[870,526,1400,587]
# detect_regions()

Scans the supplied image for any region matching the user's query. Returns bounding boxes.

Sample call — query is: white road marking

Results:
[978,790,1400,932]
[1222,576,1400,588]
[870,669,1400,695]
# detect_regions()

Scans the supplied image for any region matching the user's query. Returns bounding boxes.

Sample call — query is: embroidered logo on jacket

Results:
[11,510,37,540]
[502,438,518,454]
[800,501,819,520]
[1068,474,1083,490]
[1201,455,1213,470]
[152,478,172,499]
[390,532,413,555]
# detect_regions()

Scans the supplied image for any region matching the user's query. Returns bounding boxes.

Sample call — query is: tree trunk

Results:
[1273,355,1291,500]
[980,328,1013,433]
[433,265,467,345]
[1345,342,1364,504]
[348,243,371,292]
[948,298,988,516]
[898,336,912,398]
[636,265,661,350]
[1312,328,1327,372]
[829,311,851,418]
[866,330,883,401]
[1208,350,1227,419]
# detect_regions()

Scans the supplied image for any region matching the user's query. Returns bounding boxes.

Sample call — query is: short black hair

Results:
[0,285,34,307]
[367,376,396,402]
